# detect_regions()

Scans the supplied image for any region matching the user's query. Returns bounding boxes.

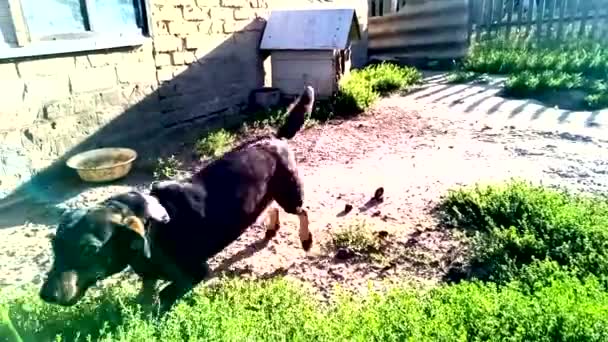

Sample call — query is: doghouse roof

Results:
[260,8,361,51]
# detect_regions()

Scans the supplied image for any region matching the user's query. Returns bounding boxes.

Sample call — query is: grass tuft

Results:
[195,129,237,159]
[153,155,181,180]
[331,220,382,255]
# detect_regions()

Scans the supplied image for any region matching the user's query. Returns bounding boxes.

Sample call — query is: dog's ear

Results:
[141,194,170,223]
[119,216,152,259]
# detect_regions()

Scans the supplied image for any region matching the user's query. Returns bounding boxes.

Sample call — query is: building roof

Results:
[260,8,361,51]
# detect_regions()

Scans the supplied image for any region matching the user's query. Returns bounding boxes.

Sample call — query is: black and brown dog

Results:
[39,86,315,314]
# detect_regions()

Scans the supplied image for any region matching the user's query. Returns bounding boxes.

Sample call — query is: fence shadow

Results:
[0,19,266,229]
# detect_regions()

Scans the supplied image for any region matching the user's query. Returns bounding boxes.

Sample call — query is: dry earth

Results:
[2,73,608,301]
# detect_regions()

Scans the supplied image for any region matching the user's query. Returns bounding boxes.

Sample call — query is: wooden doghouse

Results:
[260,8,361,99]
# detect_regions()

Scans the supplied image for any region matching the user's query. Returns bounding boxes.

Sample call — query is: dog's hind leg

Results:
[271,181,313,251]
[264,206,281,240]
[295,207,312,251]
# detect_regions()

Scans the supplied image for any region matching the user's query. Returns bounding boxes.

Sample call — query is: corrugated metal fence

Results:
[368,0,471,61]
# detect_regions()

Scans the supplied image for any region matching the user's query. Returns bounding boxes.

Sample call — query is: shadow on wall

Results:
[0,19,266,228]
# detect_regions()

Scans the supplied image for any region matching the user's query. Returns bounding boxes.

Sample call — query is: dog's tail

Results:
[276,85,315,140]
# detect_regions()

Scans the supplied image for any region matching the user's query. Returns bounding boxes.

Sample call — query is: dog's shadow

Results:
[358,197,383,213]
[211,233,271,276]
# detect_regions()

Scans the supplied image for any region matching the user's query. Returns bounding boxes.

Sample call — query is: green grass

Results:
[3,275,608,341]
[454,37,608,109]
[436,179,608,286]
[446,71,484,84]
[463,38,608,77]
[503,70,585,97]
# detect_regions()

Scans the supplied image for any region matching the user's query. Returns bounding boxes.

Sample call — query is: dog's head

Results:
[39,191,170,306]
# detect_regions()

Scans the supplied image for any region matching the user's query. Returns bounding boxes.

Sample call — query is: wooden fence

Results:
[367,0,471,60]
[469,0,608,42]
[367,0,608,61]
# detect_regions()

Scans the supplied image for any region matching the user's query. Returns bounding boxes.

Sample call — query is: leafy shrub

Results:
[4,275,608,341]
[333,62,421,115]
[333,74,379,115]
[363,62,422,95]
[436,179,608,285]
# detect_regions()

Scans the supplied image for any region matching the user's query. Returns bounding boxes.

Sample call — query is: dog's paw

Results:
[301,233,313,251]
[264,229,278,240]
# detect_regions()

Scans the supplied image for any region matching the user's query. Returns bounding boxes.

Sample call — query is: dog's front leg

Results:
[158,262,211,313]
[136,278,159,315]
[264,207,281,240]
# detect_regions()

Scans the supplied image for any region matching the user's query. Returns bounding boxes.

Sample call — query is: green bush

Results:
[363,62,422,95]
[333,62,421,115]
[3,275,608,341]
[436,179,608,285]
[333,75,379,115]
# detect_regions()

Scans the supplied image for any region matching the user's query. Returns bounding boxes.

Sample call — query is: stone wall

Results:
[0,0,367,199]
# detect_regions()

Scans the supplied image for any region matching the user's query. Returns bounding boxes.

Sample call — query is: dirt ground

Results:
[2,73,608,301]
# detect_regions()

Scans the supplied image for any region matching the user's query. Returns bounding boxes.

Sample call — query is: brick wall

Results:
[0,43,159,194]
[150,0,268,127]
[0,0,367,198]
